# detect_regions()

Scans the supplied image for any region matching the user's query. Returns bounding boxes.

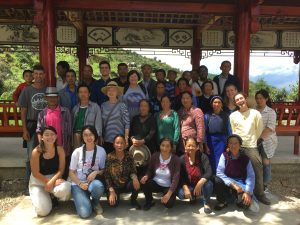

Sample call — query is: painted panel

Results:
[0,25,38,44]
[87,27,113,45]
[114,28,166,47]
[56,26,77,44]
[169,29,193,47]
[202,30,224,48]
[282,31,300,48]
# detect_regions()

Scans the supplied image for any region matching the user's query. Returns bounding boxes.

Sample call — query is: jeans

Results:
[263,163,272,186]
[71,180,105,218]
[26,134,38,182]
[177,180,213,205]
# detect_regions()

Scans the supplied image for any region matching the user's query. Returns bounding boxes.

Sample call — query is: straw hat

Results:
[101,81,124,96]
[129,144,151,167]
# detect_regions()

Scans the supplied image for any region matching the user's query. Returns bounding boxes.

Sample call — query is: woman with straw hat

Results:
[101,81,130,154]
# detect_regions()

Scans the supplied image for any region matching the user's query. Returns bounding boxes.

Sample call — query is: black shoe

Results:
[131,200,142,210]
[204,205,212,214]
[214,202,228,211]
[24,188,30,196]
[257,195,271,205]
[143,201,155,211]
[51,196,59,208]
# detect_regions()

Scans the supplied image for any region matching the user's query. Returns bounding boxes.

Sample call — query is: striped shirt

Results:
[257,106,278,158]
[101,101,130,143]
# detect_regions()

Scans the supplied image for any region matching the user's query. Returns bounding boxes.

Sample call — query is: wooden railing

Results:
[0,100,300,154]
[0,100,22,136]
[272,103,300,155]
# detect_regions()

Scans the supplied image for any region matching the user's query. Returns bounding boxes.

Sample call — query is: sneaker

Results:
[248,199,260,213]
[92,203,103,215]
[257,195,271,205]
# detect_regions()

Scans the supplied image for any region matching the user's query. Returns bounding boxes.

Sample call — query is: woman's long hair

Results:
[255,89,272,108]
[37,126,57,154]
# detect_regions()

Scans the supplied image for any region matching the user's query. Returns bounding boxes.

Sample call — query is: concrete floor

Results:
[0,192,299,225]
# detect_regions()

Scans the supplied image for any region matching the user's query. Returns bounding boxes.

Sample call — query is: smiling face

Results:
[100,63,110,77]
[83,66,93,80]
[129,73,139,85]
[113,136,126,153]
[32,69,45,84]
[225,85,238,100]
[156,71,165,82]
[234,93,247,108]
[107,86,118,99]
[178,80,188,92]
[82,128,95,145]
[142,65,152,79]
[185,138,198,155]
[42,129,57,144]
[24,72,33,83]
[203,82,213,96]
[118,65,128,78]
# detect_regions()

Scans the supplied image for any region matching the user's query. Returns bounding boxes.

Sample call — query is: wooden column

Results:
[191,27,201,70]
[234,0,251,95]
[78,25,88,82]
[234,0,261,95]
[34,0,56,87]
[294,50,300,103]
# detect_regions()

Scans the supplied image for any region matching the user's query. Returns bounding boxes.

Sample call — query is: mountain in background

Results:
[250,72,298,90]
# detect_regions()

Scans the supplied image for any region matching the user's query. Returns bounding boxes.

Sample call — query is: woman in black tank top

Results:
[29,126,70,217]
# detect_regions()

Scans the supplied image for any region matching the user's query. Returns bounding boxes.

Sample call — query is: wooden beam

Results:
[261,5,300,16]
[56,1,235,14]
[0,0,33,7]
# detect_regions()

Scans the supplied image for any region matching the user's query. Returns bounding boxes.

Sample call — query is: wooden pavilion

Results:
[0,0,300,154]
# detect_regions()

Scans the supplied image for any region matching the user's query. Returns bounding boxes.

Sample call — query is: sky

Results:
[133,49,299,89]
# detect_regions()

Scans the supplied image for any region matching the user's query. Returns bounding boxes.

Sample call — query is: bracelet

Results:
[78,182,82,187]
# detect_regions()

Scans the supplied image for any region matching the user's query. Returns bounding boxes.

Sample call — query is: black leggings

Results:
[107,181,139,207]
[142,179,176,208]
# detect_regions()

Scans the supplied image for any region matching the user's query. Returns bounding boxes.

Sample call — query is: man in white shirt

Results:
[56,61,70,91]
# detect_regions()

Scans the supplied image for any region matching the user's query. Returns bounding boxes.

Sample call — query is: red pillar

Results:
[234,0,251,95]
[78,25,88,82]
[34,0,56,87]
[294,50,300,103]
[191,27,201,70]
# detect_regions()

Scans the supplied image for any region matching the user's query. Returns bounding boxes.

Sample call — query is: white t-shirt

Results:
[153,154,172,187]
[69,145,106,185]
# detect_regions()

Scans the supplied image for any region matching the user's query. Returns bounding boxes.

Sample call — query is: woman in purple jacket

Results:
[140,137,181,210]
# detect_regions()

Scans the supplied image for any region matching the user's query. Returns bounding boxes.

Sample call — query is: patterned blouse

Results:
[178,106,205,143]
[104,151,137,189]
[257,105,278,158]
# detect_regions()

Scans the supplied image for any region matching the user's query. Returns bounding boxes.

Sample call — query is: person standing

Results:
[18,64,47,194]
[113,63,129,87]
[141,64,156,99]
[122,70,147,120]
[96,60,112,106]
[149,81,166,116]
[13,70,33,105]
[230,93,270,205]
[58,69,78,111]
[36,87,72,179]
[72,84,102,148]
[213,61,240,96]
[101,81,130,154]
[255,89,278,191]
[56,61,70,91]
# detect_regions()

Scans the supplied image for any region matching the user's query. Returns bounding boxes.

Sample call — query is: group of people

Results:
[14,59,278,218]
